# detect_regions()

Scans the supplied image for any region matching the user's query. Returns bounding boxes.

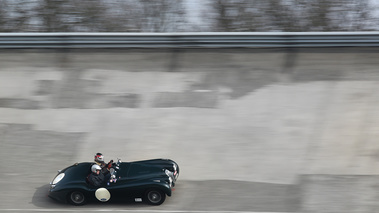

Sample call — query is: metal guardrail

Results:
[0,32,379,48]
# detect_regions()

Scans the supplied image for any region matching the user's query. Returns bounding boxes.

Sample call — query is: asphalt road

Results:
[1,48,379,213]
[0,123,299,212]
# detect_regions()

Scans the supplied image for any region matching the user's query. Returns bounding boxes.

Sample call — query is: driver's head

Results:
[94,153,104,163]
[91,164,101,174]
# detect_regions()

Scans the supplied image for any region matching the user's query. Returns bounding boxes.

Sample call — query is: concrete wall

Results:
[1,48,379,212]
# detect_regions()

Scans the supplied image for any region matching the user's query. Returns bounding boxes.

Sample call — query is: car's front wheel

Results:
[145,189,166,205]
[68,191,86,205]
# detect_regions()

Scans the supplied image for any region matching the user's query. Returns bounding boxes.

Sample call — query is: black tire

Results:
[144,189,166,205]
[68,191,86,206]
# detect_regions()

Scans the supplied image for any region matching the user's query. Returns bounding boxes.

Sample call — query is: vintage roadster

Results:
[48,158,179,205]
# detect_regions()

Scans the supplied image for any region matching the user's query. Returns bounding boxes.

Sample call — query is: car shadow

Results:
[32,184,67,208]
[32,184,152,208]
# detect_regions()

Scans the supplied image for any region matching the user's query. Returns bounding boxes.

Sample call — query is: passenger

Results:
[88,164,105,187]
[94,153,113,175]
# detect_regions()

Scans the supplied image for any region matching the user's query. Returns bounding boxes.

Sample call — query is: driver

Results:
[94,153,113,175]
[88,164,105,187]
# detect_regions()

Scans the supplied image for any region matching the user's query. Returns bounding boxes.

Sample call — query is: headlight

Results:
[52,173,65,185]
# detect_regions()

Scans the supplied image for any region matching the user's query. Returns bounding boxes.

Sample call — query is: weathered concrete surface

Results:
[1,48,379,212]
[301,175,379,213]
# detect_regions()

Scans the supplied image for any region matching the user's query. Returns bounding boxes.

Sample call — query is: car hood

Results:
[117,159,176,179]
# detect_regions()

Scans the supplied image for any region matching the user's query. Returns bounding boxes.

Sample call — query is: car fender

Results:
[145,181,172,196]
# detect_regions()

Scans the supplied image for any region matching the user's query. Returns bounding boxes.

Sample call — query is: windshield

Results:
[109,161,130,179]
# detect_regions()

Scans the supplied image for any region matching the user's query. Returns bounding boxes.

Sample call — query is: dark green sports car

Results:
[48,159,179,205]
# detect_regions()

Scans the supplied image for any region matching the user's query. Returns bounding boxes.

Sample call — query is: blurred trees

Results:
[210,0,378,31]
[0,0,377,32]
[110,0,186,32]
[0,0,38,32]
[32,0,107,32]
[0,0,186,32]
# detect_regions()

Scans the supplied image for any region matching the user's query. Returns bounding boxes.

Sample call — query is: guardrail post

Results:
[281,34,298,76]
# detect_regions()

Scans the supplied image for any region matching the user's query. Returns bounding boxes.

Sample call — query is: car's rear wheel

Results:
[68,191,86,205]
[145,189,166,205]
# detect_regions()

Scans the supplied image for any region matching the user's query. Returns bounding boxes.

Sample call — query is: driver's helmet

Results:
[94,153,104,163]
[91,164,102,173]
